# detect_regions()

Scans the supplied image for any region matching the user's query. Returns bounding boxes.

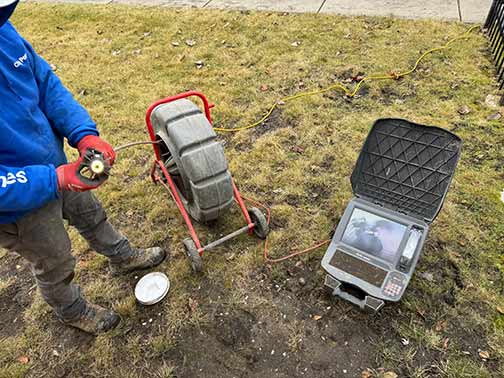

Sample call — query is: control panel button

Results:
[382,272,407,298]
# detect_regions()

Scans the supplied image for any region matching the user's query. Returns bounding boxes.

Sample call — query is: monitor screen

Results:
[341,208,407,263]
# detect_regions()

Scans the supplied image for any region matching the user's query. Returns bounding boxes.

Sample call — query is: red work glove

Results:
[77,135,116,165]
[56,158,100,192]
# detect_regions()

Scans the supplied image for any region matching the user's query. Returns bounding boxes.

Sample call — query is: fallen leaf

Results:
[487,112,502,121]
[383,372,398,378]
[457,105,471,115]
[485,94,500,108]
[171,41,180,47]
[260,84,269,92]
[225,253,236,261]
[17,355,29,364]
[313,315,322,321]
[419,272,434,282]
[185,39,196,47]
[497,306,504,315]
[443,337,450,350]
[434,320,448,332]
[389,71,401,80]
[361,370,373,378]
[479,350,490,360]
[292,146,304,154]
[188,298,198,313]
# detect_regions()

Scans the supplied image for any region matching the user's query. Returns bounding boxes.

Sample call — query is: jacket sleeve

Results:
[0,164,59,212]
[21,37,99,147]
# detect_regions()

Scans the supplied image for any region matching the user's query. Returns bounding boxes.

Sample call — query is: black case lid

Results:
[351,119,462,223]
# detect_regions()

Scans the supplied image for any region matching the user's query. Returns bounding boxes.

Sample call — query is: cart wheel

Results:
[183,238,203,273]
[150,99,234,223]
[248,207,269,240]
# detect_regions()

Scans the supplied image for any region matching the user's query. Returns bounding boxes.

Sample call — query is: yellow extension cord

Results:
[213,24,481,133]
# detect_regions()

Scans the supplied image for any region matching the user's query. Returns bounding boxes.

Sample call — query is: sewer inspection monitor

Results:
[321,118,462,311]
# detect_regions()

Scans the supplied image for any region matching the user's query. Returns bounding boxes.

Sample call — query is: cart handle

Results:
[145,91,215,161]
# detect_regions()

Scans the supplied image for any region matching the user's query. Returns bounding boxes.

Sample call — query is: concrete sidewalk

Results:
[33,0,493,23]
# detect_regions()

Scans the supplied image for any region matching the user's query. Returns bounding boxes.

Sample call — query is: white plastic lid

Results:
[134,272,170,305]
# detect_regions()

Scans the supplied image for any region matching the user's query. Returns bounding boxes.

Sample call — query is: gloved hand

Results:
[77,135,116,165]
[56,158,100,192]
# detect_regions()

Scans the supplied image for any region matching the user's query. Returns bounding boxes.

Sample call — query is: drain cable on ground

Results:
[214,24,480,133]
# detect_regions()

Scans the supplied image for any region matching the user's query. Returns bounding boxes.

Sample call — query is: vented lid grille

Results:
[351,119,462,222]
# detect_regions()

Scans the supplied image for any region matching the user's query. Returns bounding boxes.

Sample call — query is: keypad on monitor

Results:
[382,272,406,298]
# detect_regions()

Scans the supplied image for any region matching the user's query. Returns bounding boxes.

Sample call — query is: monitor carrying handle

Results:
[324,275,385,312]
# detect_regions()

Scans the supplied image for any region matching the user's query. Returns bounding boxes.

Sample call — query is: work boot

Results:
[109,247,166,275]
[61,303,120,335]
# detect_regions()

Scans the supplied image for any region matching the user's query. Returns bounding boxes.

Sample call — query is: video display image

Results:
[341,208,407,263]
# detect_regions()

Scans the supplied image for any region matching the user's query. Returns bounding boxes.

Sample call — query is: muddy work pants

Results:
[0,191,133,321]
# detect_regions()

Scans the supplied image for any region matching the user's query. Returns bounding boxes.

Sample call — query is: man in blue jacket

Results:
[0,0,166,334]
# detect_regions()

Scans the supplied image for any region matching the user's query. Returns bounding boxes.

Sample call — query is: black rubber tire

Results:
[150,99,234,222]
[183,238,203,273]
[248,207,269,239]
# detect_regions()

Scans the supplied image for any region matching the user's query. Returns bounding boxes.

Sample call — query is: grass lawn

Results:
[1,2,503,378]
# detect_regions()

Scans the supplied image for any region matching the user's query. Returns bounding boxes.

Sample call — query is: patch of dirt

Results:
[167,291,377,378]
[305,182,332,205]
[460,133,503,170]
[374,82,417,105]
[0,253,33,339]
[333,68,365,84]
[450,314,488,351]
[251,108,295,139]
[320,155,335,171]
